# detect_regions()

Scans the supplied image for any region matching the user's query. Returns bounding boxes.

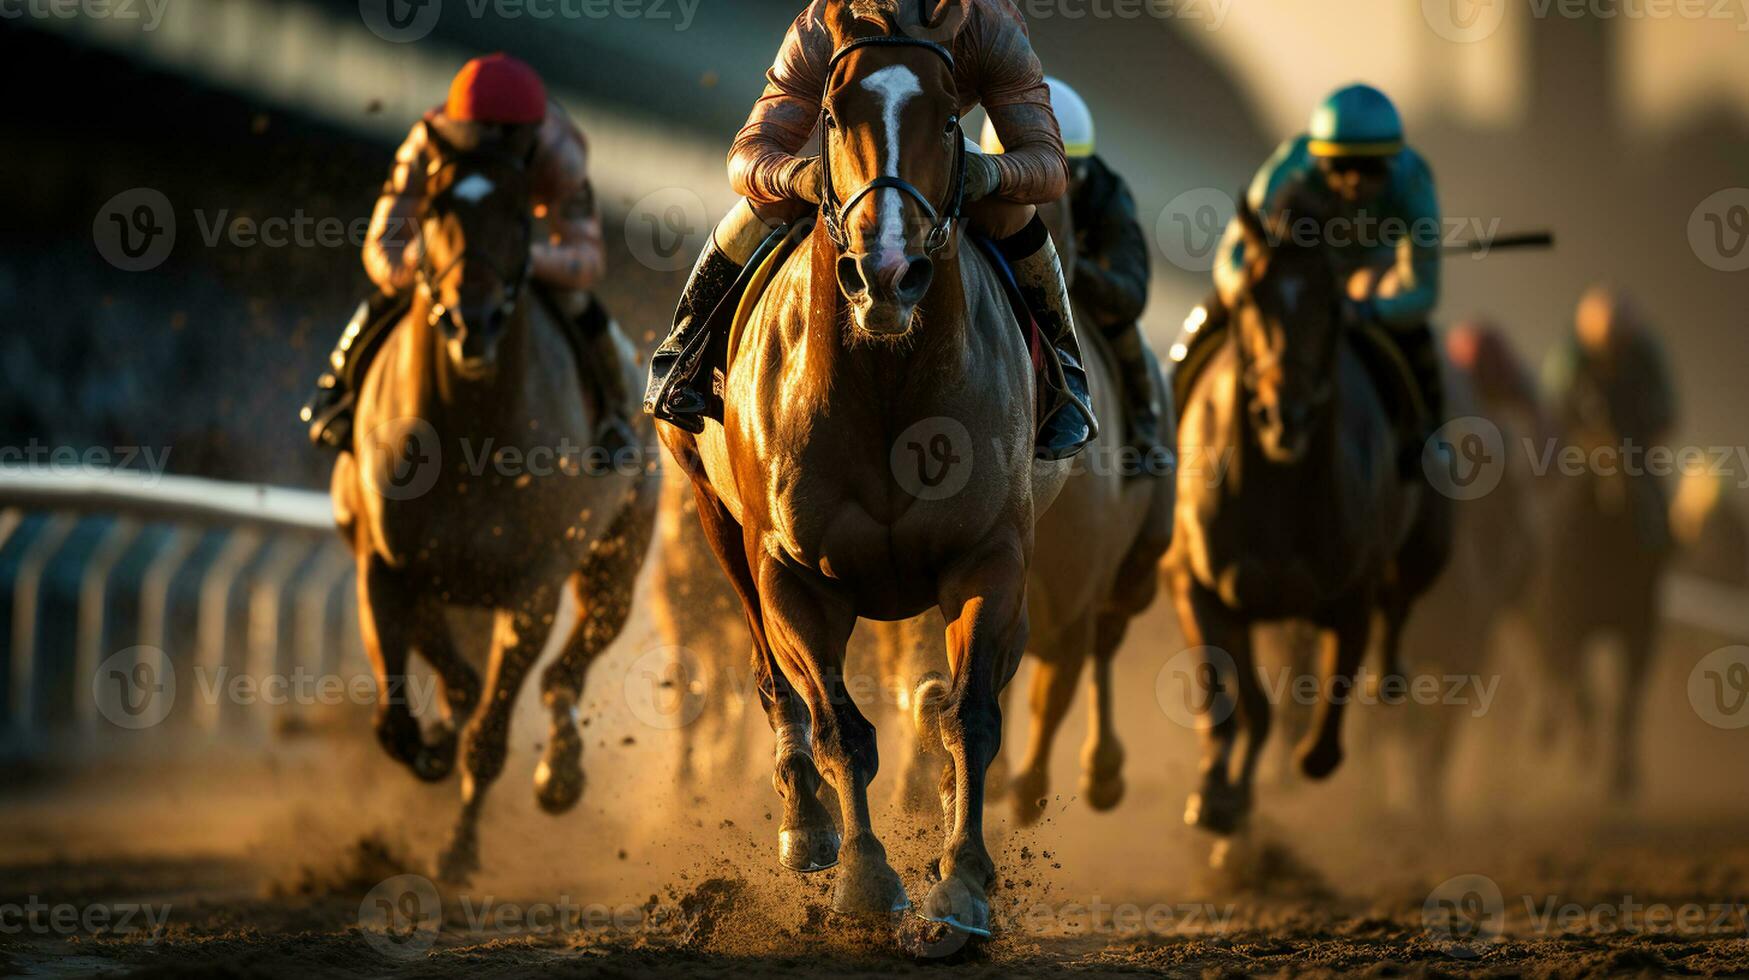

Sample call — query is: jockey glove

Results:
[963,152,1001,203]
[784,155,824,205]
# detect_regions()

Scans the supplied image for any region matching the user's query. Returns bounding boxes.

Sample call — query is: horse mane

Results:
[847,0,900,28]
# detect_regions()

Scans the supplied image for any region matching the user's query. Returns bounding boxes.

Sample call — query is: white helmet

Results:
[980,76,1095,160]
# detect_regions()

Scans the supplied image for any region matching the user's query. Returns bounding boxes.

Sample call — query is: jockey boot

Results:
[1106,323,1168,476]
[1395,322,1447,480]
[301,291,407,450]
[643,239,744,434]
[573,298,637,457]
[1002,217,1098,460]
[644,200,787,433]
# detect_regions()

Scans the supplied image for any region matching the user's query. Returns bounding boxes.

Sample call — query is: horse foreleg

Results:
[680,474,838,872]
[357,556,454,781]
[1011,619,1089,826]
[882,616,948,816]
[1082,610,1130,812]
[1611,595,1659,802]
[1172,574,1251,834]
[438,586,557,884]
[927,542,1029,937]
[758,562,906,915]
[1298,600,1370,780]
[535,486,658,814]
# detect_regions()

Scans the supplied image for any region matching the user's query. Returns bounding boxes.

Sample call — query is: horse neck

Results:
[1223,331,1344,486]
[404,292,537,430]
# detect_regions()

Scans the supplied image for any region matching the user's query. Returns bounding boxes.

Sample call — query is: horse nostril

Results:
[836,255,867,296]
[897,257,933,303]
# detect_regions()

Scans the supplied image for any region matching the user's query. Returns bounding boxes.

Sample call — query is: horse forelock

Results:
[846,0,901,30]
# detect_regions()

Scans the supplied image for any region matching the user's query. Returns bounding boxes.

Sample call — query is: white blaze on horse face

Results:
[453,173,495,205]
[859,64,923,257]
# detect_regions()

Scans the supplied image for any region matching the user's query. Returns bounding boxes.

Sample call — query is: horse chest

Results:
[362,437,607,586]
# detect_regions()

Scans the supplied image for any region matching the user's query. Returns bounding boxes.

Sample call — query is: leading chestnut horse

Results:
[332,135,658,882]
[659,2,1157,938]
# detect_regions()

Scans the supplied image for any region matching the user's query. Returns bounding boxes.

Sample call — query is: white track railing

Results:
[2,466,1745,758]
[0,467,362,756]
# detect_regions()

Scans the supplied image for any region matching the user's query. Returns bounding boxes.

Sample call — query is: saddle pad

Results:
[968,234,1046,377]
[724,217,816,374]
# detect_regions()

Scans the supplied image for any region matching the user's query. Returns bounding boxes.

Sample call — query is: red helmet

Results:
[446,54,547,126]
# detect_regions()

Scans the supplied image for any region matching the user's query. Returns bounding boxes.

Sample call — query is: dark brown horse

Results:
[1523,315,1674,801]
[659,2,1109,937]
[332,137,658,881]
[1163,202,1448,847]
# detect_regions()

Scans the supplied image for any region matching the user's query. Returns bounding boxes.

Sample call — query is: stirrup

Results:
[1036,347,1098,461]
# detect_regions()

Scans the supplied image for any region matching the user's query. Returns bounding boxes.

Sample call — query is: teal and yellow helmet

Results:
[981,76,1094,160]
[1307,83,1403,158]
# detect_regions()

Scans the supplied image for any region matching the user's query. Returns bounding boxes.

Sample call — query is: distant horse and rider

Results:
[310,55,657,882]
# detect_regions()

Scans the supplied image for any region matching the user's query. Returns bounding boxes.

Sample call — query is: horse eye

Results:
[824,111,837,130]
[943,116,959,135]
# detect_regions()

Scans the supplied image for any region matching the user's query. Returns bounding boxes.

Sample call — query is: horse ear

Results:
[904,0,968,44]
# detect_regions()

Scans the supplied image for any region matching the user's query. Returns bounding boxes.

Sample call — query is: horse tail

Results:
[913,672,950,751]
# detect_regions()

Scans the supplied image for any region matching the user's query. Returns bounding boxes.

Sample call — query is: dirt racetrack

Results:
[5,592,1749,979]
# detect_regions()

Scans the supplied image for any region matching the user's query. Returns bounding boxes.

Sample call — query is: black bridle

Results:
[818,34,967,256]
[416,133,535,330]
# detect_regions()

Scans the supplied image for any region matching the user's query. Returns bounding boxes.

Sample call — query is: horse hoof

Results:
[533,725,584,814]
[436,840,479,885]
[1083,772,1125,812]
[778,826,841,873]
[1010,770,1049,826]
[830,854,909,916]
[920,875,991,939]
[413,728,458,782]
[1297,742,1344,780]
[1184,790,1246,835]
